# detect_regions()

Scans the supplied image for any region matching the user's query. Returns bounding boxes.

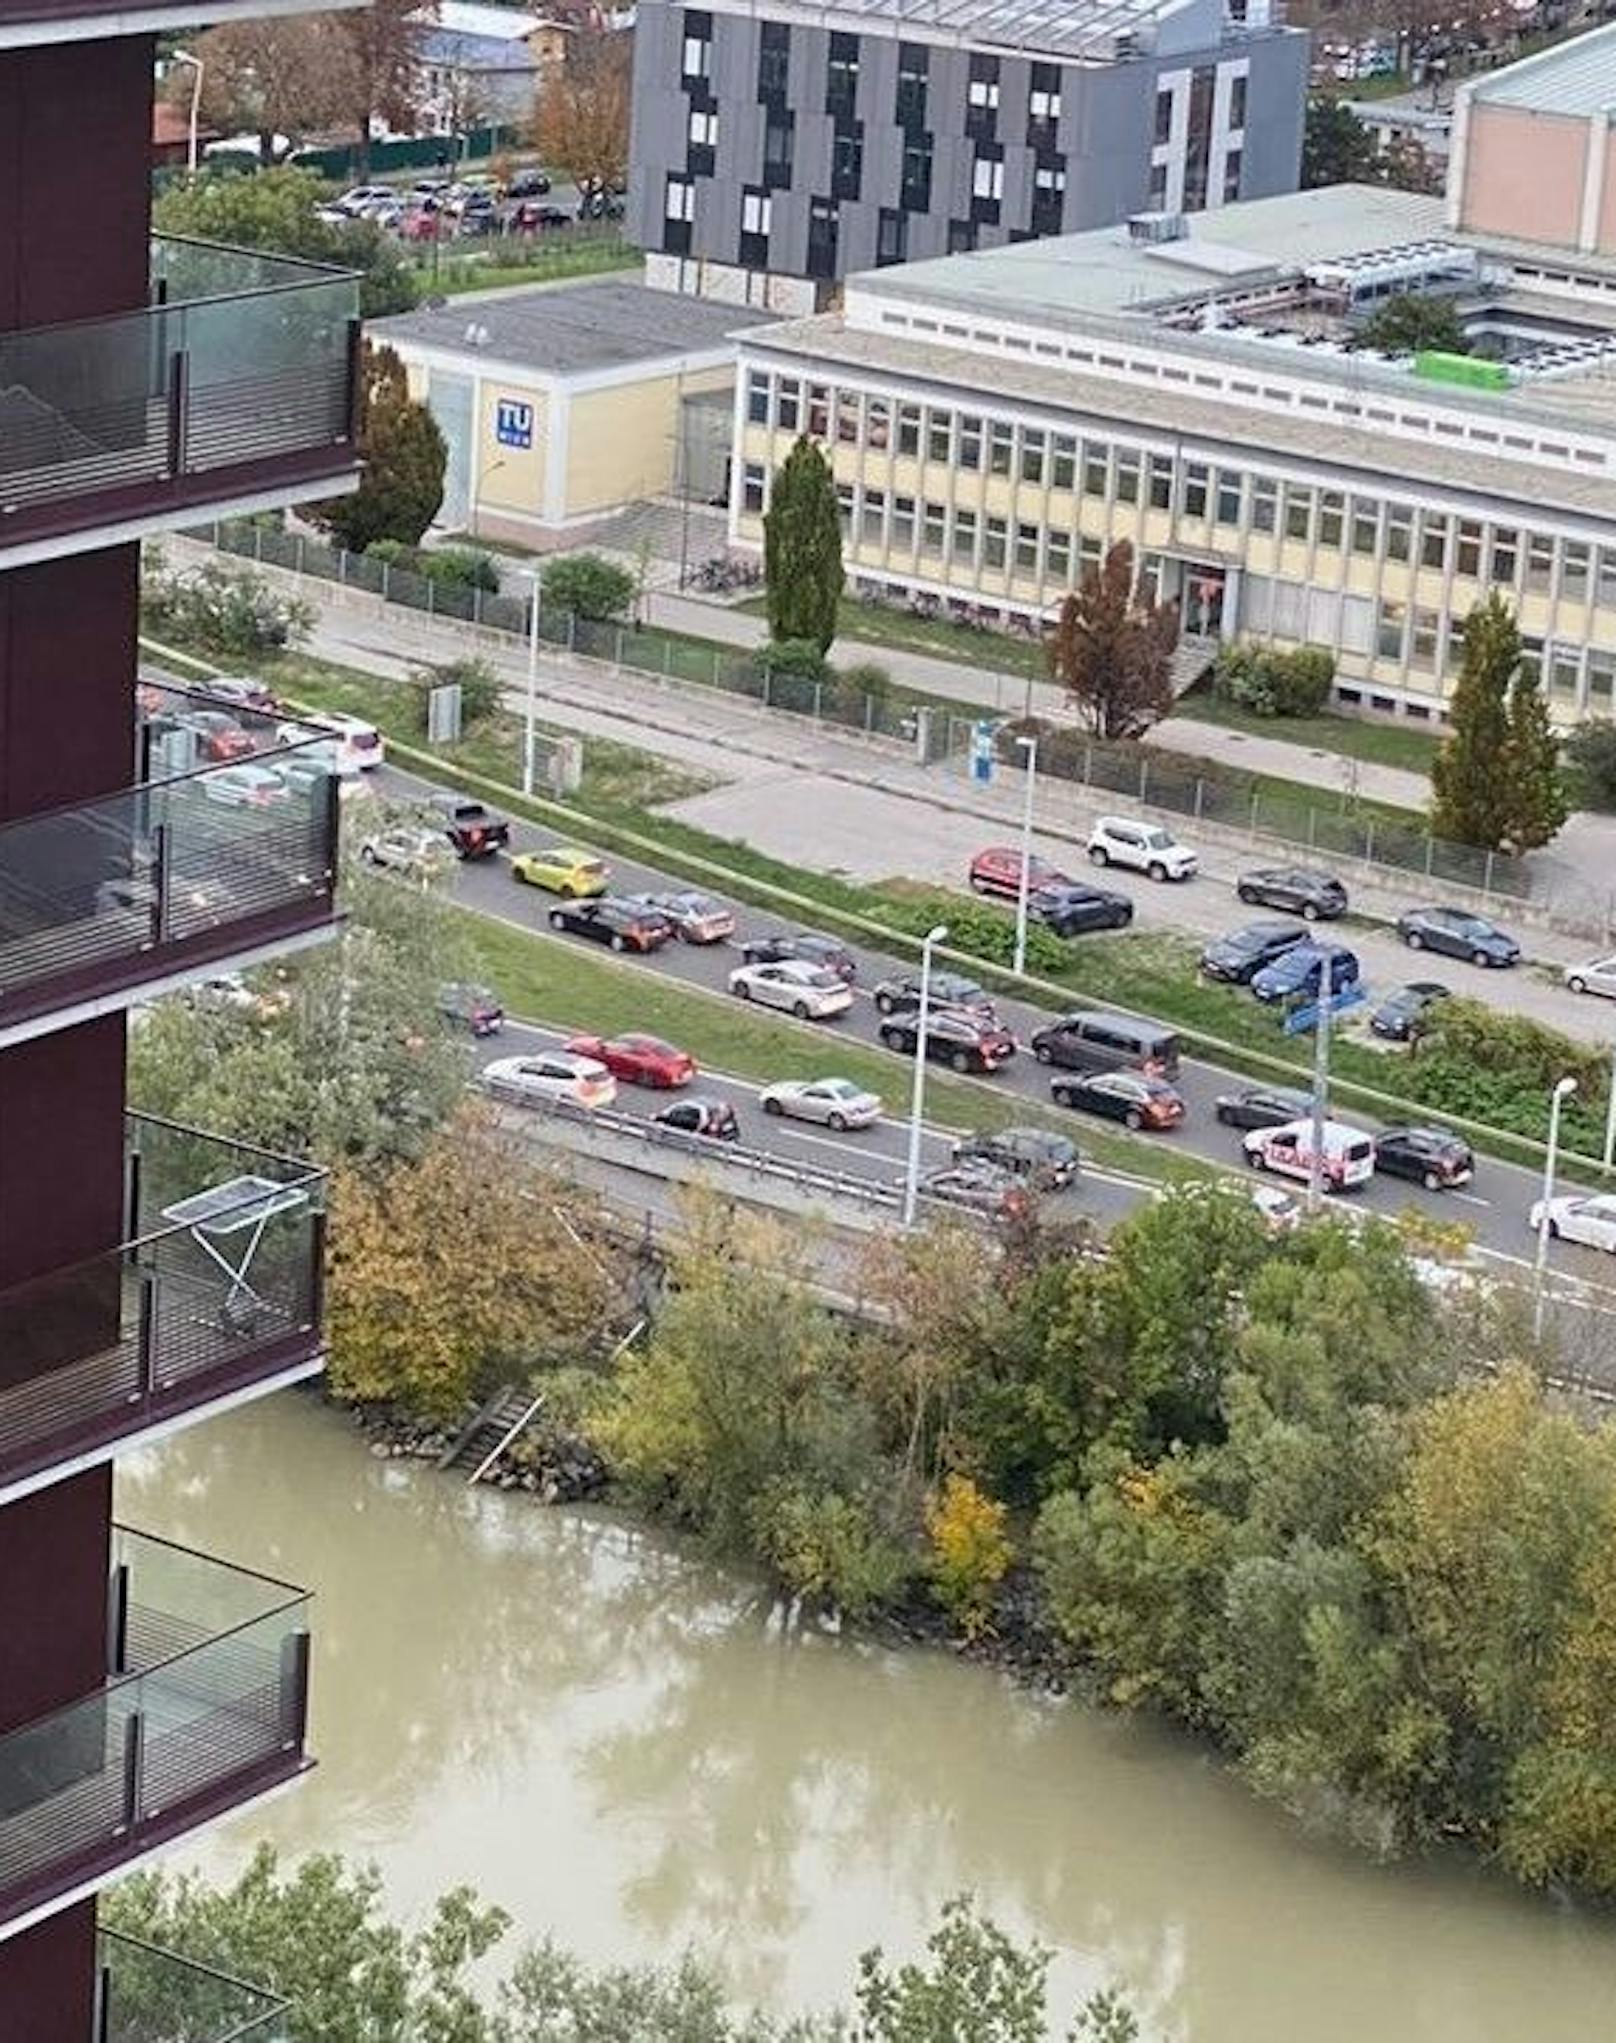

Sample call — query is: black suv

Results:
[1235,867,1349,920]
[1029,882,1133,936]
[872,970,994,1018]
[879,1008,1015,1073]
[1374,1125,1475,1190]
[952,1125,1078,1188]
[739,931,858,981]
[547,898,674,952]
[1199,921,1307,985]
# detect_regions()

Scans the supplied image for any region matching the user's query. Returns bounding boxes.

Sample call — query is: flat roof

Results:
[692,0,1235,60]
[373,280,776,380]
[1465,21,1616,116]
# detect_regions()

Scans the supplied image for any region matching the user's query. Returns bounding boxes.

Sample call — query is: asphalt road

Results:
[365,761,1616,1297]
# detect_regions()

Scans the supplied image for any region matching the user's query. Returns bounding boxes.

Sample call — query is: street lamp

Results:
[902,923,949,1228]
[171,49,204,178]
[1534,1074,1579,1340]
[1304,949,1339,1215]
[1013,734,1038,978]
[519,565,541,797]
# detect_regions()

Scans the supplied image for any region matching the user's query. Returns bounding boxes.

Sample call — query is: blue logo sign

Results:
[495,399,533,450]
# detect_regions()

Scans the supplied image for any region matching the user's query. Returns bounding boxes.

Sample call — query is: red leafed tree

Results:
[1046,540,1179,739]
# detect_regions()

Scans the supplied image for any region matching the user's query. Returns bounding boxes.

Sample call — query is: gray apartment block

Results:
[627,0,1308,305]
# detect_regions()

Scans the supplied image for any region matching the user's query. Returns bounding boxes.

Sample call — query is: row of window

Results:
[742,369,1616,610]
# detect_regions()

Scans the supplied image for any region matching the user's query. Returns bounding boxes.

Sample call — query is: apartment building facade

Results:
[0,0,361,2028]
[730,182,1616,726]
[628,0,1308,311]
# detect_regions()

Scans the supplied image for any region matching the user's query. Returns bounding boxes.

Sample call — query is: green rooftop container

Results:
[1412,351,1511,392]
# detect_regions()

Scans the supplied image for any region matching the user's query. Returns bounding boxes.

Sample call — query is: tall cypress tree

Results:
[1503,648,1570,853]
[1430,594,1519,851]
[762,435,844,654]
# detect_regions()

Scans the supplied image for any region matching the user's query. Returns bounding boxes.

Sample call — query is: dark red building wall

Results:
[0,1902,99,2041]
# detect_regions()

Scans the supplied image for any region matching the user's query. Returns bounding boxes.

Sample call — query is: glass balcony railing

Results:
[98,1930,291,2043]
[0,1529,312,1931]
[0,1114,325,1502]
[0,689,338,1035]
[0,237,358,546]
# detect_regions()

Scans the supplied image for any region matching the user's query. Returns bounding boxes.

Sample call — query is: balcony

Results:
[0,239,359,564]
[0,1114,325,1507]
[98,1931,290,2043]
[0,697,339,1044]
[0,1529,312,1940]
[0,0,360,51]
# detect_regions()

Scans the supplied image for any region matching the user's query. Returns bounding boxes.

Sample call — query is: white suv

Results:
[1087,816,1198,882]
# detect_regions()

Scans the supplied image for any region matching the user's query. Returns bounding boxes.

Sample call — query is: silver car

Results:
[759,1077,882,1130]
[1566,955,1616,999]
[728,959,853,1021]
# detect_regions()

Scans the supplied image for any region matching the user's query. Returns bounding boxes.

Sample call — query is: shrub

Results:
[142,560,311,656]
[540,552,635,622]
[407,657,502,735]
[1401,998,1608,1154]
[364,542,500,594]
[925,1474,1012,1638]
[872,890,1071,979]
[759,637,827,684]
[1215,643,1335,718]
[827,659,892,720]
[1567,720,1616,811]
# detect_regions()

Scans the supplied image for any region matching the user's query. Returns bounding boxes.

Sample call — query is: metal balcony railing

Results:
[0,1114,325,1502]
[0,238,359,542]
[0,690,339,1035]
[98,1930,291,2043]
[0,1529,312,1931]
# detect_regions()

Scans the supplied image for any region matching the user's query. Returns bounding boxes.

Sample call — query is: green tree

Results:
[763,435,844,654]
[1431,594,1567,852]
[1046,540,1178,739]
[540,551,636,621]
[1301,96,1380,188]
[310,342,447,554]
[1357,293,1468,356]
[1566,717,1616,810]
[170,19,337,164]
[153,165,418,317]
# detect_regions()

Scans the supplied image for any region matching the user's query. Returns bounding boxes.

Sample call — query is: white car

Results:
[483,1052,617,1110]
[759,1077,883,1129]
[1242,1117,1376,1192]
[1087,816,1198,882]
[358,826,450,879]
[280,712,384,774]
[1565,956,1616,999]
[728,958,853,1021]
[197,762,289,809]
[336,183,394,215]
[1530,1192,1616,1253]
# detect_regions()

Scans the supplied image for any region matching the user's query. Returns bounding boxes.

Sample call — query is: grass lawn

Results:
[457,906,1214,1186]
[1170,693,1441,779]
[741,593,1041,686]
[423,236,639,298]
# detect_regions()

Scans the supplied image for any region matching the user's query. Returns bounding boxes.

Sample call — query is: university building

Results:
[0,0,358,2023]
[730,169,1616,725]
[627,0,1308,312]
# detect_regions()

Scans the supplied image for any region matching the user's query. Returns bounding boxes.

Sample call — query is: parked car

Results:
[1050,1069,1185,1130]
[1250,1184,1303,1234]
[951,1126,1079,1188]
[738,931,857,980]
[759,1076,881,1128]
[563,1032,695,1088]
[292,710,383,772]
[918,1162,1032,1221]
[872,970,994,1019]
[1086,816,1197,882]
[1374,1125,1475,1190]
[197,762,289,809]
[194,674,283,717]
[483,1051,616,1110]
[1369,981,1451,1042]
[728,959,853,1019]
[1529,1192,1616,1252]
[1029,1010,1180,1080]
[429,793,510,860]
[622,890,734,943]
[547,898,672,952]
[1250,941,1361,1006]
[1235,867,1349,920]
[509,202,571,232]
[1199,921,1308,985]
[654,1096,740,1141]
[879,1007,1015,1073]
[438,982,504,1036]
[1243,1117,1375,1191]
[968,845,1070,900]
[358,826,451,880]
[179,709,254,762]
[1030,881,1133,935]
[1396,905,1520,967]
[506,167,553,197]
[1566,955,1616,999]
[335,184,393,215]
[1213,1084,1318,1131]
[511,844,609,896]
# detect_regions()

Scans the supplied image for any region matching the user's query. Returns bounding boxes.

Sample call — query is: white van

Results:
[1242,1117,1375,1193]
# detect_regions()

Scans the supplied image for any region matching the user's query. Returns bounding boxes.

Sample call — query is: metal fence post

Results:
[663,639,672,678]
[1194,779,1205,823]
[1249,791,1261,840]
[296,533,305,577]
[567,612,576,653]
[866,693,875,734]
[1307,806,1316,850]
[1138,756,1149,803]
[763,669,772,708]
[474,587,483,628]
[614,627,625,667]
[1364,819,1375,868]
[1482,848,1495,901]
[1425,835,1435,876]
[813,680,823,722]
[382,561,390,603]
[1083,742,1093,789]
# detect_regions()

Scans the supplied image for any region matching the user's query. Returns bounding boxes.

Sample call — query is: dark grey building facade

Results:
[628,0,1309,309]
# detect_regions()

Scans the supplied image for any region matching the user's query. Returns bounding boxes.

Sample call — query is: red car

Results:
[180,709,255,762]
[564,1031,696,1088]
[968,845,1072,900]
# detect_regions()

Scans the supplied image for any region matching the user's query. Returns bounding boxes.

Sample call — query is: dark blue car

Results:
[1250,942,1361,1006]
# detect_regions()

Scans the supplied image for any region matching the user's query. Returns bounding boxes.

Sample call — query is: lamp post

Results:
[1534,1074,1579,1340]
[902,923,949,1228]
[519,566,541,797]
[1013,734,1038,978]
[171,49,203,178]
[1604,1042,1616,1173]
[1304,950,1338,1215]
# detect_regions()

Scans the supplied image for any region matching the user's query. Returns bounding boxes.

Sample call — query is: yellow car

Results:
[511,844,609,897]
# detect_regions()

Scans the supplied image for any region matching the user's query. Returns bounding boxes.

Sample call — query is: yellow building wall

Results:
[473,378,550,516]
[564,374,686,519]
